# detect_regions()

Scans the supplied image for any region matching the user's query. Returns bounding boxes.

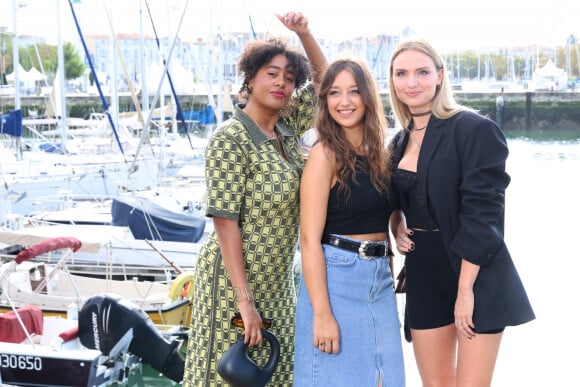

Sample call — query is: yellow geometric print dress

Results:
[182,86,316,386]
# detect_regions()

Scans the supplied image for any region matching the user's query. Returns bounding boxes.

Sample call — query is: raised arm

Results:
[277,11,328,91]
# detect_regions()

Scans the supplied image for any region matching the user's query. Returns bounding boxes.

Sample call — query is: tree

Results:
[0,30,13,84]
[19,44,46,71]
[62,42,85,80]
[41,42,85,80]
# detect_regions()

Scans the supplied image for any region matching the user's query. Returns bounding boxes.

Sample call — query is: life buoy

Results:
[168,271,195,301]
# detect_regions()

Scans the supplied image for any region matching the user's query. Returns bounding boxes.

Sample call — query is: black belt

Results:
[322,234,391,260]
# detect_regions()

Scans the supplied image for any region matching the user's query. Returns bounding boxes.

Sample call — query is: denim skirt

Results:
[294,242,405,386]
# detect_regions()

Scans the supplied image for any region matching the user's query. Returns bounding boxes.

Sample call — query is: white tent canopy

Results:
[532,60,568,91]
[26,66,48,82]
[145,61,194,96]
[6,64,47,93]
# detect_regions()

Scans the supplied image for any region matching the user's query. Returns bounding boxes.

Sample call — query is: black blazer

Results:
[390,111,535,332]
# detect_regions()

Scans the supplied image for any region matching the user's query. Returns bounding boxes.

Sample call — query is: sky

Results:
[1,0,580,52]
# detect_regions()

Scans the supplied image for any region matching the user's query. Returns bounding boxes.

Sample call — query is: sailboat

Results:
[0,235,195,326]
[0,237,187,386]
[2,1,209,299]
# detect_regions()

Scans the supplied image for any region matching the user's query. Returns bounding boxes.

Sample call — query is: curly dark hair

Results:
[237,36,311,101]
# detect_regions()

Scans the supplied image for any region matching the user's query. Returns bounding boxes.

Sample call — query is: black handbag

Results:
[395,265,406,293]
[217,329,280,387]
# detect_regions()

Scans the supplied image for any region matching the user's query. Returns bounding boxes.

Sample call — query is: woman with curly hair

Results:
[182,11,327,387]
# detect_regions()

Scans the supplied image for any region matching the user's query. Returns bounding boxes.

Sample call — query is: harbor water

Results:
[402,128,580,386]
[136,129,580,386]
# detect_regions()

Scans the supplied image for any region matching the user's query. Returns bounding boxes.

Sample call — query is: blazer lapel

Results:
[416,117,445,202]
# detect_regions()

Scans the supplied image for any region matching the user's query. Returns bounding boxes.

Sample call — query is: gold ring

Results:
[324,342,331,347]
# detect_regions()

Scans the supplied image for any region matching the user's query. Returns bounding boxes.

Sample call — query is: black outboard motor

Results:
[77,294,185,383]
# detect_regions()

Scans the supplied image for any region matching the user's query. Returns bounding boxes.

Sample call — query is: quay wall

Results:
[3,91,580,131]
[381,91,580,131]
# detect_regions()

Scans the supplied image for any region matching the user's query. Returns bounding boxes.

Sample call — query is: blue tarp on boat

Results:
[111,195,206,243]
[39,142,65,153]
[0,109,22,137]
[153,105,215,125]
[180,105,215,125]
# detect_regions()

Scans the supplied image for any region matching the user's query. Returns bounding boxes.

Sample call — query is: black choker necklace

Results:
[410,111,431,117]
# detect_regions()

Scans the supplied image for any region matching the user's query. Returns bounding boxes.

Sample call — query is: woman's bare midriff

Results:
[343,232,388,242]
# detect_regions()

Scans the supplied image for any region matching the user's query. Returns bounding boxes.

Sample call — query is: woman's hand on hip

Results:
[396,228,414,254]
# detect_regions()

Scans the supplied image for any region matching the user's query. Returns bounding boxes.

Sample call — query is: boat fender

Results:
[168,271,195,301]
[51,326,79,350]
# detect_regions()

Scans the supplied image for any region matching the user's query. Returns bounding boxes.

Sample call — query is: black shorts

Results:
[405,230,504,334]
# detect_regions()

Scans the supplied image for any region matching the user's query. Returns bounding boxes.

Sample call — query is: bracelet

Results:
[233,284,254,304]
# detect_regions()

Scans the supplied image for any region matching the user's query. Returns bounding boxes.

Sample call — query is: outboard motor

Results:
[78,294,185,383]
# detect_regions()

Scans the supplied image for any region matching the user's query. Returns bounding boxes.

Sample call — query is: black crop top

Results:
[392,168,439,230]
[322,156,391,235]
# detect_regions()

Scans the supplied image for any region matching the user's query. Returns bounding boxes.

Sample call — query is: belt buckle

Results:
[358,240,372,260]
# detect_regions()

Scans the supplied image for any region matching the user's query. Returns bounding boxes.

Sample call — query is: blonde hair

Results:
[388,38,473,130]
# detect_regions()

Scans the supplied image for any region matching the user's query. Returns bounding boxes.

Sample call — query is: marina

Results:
[1,0,580,385]
[0,237,187,386]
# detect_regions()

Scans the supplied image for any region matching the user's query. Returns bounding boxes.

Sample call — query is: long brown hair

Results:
[315,58,391,194]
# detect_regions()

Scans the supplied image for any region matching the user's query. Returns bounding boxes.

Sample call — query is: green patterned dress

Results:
[182,86,316,386]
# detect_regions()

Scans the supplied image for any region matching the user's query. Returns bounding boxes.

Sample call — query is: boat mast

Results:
[56,0,68,153]
[129,0,190,175]
[11,0,21,159]
[144,0,194,149]
[102,1,146,130]
[139,0,148,112]
[11,0,20,113]
[66,0,126,160]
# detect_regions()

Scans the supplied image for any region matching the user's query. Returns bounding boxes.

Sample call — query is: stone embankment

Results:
[381,91,580,130]
[449,91,580,130]
[4,91,580,131]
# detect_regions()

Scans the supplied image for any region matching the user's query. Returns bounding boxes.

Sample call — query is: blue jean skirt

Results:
[294,242,405,386]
